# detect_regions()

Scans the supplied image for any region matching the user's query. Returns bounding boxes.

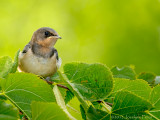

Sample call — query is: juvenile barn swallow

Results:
[18,27,62,77]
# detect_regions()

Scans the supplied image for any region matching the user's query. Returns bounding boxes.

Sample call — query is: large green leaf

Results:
[66,97,83,120]
[1,73,55,120]
[0,50,20,78]
[112,78,151,100]
[31,102,69,120]
[53,85,76,120]
[53,84,82,120]
[63,62,113,101]
[87,92,151,120]
[0,56,12,78]
[0,100,18,120]
[148,85,160,119]
[111,66,136,80]
[138,72,156,87]
[10,50,20,73]
[112,91,153,119]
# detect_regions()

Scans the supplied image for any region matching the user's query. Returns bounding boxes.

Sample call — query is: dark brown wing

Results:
[22,43,31,54]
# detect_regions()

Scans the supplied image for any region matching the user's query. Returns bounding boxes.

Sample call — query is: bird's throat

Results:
[31,43,54,58]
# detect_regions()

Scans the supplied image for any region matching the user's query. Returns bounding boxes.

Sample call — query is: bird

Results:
[18,27,62,77]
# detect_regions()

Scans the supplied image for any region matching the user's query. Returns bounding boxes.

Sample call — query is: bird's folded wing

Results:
[22,43,31,54]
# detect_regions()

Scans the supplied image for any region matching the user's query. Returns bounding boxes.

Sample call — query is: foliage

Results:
[111,66,136,80]
[0,0,160,75]
[0,51,160,120]
[0,100,18,120]
[137,72,156,87]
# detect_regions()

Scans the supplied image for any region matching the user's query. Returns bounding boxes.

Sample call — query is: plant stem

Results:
[43,79,69,90]
[101,101,112,114]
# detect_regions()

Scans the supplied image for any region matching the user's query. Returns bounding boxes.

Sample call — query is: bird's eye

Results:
[45,31,50,37]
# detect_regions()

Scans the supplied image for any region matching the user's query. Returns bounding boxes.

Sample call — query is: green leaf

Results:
[31,102,69,120]
[148,85,160,119]
[65,90,74,104]
[87,106,109,120]
[1,73,55,120]
[92,101,103,110]
[63,62,113,101]
[66,97,83,120]
[53,85,76,120]
[50,72,61,82]
[10,50,20,73]
[80,104,86,120]
[0,50,20,78]
[112,78,152,100]
[0,78,2,91]
[0,56,12,78]
[138,72,156,87]
[0,95,7,101]
[111,66,136,80]
[0,100,18,120]
[112,91,153,118]
[140,113,156,120]
[111,114,127,120]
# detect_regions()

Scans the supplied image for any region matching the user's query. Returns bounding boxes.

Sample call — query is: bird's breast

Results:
[18,49,57,77]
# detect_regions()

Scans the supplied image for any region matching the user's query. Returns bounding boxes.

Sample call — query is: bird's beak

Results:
[58,36,62,39]
[55,36,62,39]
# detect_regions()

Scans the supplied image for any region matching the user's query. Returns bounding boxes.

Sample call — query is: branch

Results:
[44,79,69,90]
[19,111,28,120]
[97,100,113,106]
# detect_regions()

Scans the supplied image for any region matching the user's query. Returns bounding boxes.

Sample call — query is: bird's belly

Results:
[18,50,57,77]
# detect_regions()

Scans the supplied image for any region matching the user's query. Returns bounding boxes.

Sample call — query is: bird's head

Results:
[31,27,61,47]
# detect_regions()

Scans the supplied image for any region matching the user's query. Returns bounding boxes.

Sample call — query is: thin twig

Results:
[43,79,69,90]
[19,111,28,120]
[97,100,113,106]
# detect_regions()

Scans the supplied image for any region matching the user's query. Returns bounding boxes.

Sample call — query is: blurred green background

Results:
[0,0,160,74]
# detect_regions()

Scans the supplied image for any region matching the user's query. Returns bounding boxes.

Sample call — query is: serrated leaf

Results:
[0,100,19,120]
[65,90,74,104]
[10,50,20,73]
[112,78,152,100]
[1,73,55,120]
[53,85,76,120]
[138,72,156,87]
[148,85,160,119]
[31,102,69,120]
[63,62,113,101]
[111,66,136,80]
[112,91,153,118]
[0,56,12,78]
